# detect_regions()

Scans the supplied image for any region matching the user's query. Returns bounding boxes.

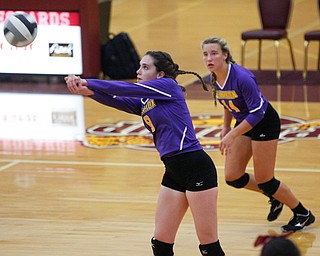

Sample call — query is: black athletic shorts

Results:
[236,103,281,141]
[161,150,218,192]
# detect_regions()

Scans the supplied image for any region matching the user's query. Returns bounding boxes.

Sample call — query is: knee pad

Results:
[226,173,250,189]
[199,240,225,256]
[258,177,280,196]
[151,237,174,256]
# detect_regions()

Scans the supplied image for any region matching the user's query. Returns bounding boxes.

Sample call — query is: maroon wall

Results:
[0,0,101,77]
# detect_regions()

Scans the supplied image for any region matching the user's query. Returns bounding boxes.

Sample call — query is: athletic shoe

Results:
[267,197,284,222]
[281,210,316,232]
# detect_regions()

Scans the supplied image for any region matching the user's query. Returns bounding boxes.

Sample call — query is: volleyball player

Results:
[200,36,315,232]
[65,51,225,256]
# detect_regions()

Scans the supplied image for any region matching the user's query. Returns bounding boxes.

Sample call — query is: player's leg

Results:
[252,139,284,221]
[187,188,224,256]
[224,135,259,191]
[226,135,283,221]
[252,140,315,231]
[252,139,295,207]
[252,140,278,184]
[151,185,188,256]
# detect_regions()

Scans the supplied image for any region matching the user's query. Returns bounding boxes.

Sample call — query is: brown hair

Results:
[145,51,209,92]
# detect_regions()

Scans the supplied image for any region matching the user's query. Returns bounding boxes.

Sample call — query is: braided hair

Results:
[145,51,209,92]
[201,37,236,106]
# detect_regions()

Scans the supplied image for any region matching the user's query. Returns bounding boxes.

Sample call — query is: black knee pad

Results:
[151,237,174,256]
[199,240,225,256]
[258,177,280,196]
[226,173,250,188]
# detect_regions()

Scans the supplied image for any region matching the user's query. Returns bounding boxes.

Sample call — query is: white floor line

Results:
[0,160,20,172]
[0,159,319,173]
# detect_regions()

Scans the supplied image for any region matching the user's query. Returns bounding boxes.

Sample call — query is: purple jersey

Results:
[216,64,269,127]
[86,78,202,158]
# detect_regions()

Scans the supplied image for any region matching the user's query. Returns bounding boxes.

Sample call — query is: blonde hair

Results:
[201,37,236,106]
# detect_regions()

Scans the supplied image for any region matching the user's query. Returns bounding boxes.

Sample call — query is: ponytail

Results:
[177,70,209,92]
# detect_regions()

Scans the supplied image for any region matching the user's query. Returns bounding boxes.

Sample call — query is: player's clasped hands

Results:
[64,74,93,96]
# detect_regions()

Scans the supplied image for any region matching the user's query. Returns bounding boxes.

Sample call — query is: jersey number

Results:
[143,115,155,132]
[221,100,240,112]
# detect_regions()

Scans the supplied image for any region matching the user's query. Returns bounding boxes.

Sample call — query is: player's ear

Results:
[157,71,165,78]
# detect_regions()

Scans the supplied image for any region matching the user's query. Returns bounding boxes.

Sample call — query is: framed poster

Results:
[0,10,83,75]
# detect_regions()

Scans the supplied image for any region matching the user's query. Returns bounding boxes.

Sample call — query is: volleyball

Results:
[3,12,38,47]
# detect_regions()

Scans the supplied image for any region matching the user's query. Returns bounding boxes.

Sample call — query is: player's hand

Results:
[65,74,93,96]
[220,126,231,140]
[219,131,235,156]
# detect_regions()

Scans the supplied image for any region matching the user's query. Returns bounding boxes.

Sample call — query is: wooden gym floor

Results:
[0,0,319,255]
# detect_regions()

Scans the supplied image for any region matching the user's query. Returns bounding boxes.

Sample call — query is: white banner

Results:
[0,93,85,140]
[0,10,83,75]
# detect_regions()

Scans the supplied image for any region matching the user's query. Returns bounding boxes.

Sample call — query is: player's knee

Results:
[258,177,280,196]
[199,240,225,256]
[226,173,250,189]
[151,237,174,256]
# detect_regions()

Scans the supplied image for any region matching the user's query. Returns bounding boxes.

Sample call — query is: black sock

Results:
[292,202,308,215]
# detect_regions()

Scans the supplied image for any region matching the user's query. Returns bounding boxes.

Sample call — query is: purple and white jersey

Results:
[216,64,269,127]
[86,78,202,158]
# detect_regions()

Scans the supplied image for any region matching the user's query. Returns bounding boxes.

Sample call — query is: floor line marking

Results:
[0,160,20,172]
[0,159,319,173]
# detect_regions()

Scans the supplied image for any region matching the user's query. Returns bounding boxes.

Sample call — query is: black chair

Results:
[303,0,320,80]
[241,0,296,80]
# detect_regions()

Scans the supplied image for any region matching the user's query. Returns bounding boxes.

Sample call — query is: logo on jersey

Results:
[217,90,238,99]
[141,99,156,115]
[84,115,320,150]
